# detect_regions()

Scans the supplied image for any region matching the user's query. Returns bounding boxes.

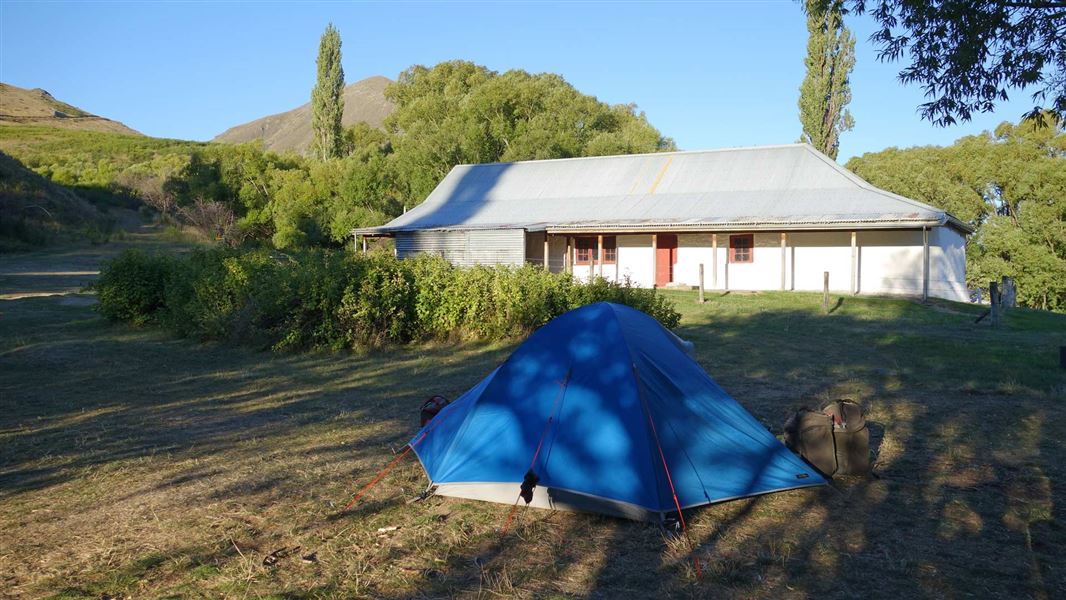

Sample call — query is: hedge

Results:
[93,247,681,351]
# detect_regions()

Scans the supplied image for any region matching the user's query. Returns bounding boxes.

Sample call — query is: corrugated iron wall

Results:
[395,229,526,267]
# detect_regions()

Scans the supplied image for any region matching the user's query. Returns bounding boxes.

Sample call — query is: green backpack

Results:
[784,400,870,477]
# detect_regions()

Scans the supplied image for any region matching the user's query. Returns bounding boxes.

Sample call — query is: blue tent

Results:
[411,302,824,521]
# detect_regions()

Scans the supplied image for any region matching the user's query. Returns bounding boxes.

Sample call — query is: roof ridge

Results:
[451,143,812,168]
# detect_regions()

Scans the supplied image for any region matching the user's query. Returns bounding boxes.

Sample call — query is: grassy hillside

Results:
[0,126,209,250]
[0,233,1063,598]
[0,124,207,211]
[0,83,141,135]
[0,124,203,177]
[0,151,114,251]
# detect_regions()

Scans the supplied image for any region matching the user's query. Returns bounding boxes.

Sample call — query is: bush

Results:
[95,248,681,350]
[93,249,177,325]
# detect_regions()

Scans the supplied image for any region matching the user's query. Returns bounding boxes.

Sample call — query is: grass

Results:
[1,234,1064,599]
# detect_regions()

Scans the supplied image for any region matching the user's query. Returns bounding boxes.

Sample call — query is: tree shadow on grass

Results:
[2,292,1064,598]
[374,299,1064,598]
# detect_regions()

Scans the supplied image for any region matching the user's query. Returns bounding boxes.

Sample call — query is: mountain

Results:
[0,83,142,135]
[213,75,395,154]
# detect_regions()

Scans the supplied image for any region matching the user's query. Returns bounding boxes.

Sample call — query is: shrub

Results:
[337,254,418,347]
[95,248,682,350]
[93,249,177,325]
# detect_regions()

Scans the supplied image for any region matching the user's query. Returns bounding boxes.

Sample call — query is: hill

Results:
[0,150,112,250]
[212,75,394,154]
[0,83,141,136]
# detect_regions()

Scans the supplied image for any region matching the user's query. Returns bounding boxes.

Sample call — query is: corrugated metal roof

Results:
[355,144,973,235]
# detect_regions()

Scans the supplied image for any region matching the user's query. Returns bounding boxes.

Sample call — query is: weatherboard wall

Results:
[395,229,525,267]
[395,227,965,302]
[564,229,968,302]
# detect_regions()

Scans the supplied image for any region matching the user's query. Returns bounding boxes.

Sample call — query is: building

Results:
[354,144,973,301]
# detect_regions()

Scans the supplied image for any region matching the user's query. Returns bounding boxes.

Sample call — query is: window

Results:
[574,236,617,265]
[575,237,595,265]
[729,234,754,263]
[602,236,617,264]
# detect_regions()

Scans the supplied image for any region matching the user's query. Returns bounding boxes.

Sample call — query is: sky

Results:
[0,0,1042,162]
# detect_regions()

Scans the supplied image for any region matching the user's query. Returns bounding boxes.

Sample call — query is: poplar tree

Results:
[311,23,344,160]
[798,0,855,160]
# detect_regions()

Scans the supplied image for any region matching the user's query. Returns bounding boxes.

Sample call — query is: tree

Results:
[383,60,675,205]
[179,197,244,246]
[117,171,174,219]
[798,0,856,160]
[847,113,1066,311]
[844,0,1066,125]
[310,23,345,160]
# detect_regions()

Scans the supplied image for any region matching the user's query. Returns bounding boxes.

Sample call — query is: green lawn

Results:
[1,236,1064,599]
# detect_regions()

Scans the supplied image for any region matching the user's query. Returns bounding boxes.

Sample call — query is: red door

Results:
[655,234,678,287]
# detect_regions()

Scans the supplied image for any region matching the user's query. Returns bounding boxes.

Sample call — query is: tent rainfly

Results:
[411,302,825,522]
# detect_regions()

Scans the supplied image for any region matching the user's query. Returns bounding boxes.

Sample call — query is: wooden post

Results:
[724,250,729,291]
[543,233,549,271]
[823,271,830,314]
[615,236,620,282]
[1001,276,1016,308]
[698,263,705,304]
[651,233,658,288]
[922,227,930,302]
[850,231,857,295]
[990,280,1000,328]
[711,233,718,290]
[362,235,368,254]
[790,243,796,291]
[780,232,787,291]
[597,234,604,278]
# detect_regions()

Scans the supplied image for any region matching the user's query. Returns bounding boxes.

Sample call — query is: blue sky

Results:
[0,0,1039,162]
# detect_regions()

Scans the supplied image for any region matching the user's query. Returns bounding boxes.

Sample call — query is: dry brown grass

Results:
[1,236,1064,599]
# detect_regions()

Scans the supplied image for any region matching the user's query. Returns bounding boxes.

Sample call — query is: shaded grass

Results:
[1,239,1064,598]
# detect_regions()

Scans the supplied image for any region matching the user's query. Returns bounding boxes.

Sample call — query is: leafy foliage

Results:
[91,249,177,325]
[383,61,676,203]
[0,150,115,251]
[848,113,1066,311]
[310,24,345,160]
[798,0,855,159]
[844,0,1066,125]
[94,247,681,350]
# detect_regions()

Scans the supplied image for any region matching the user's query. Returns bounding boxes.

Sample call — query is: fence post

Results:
[823,271,830,314]
[990,280,1000,328]
[1001,276,1016,308]
[698,263,705,304]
